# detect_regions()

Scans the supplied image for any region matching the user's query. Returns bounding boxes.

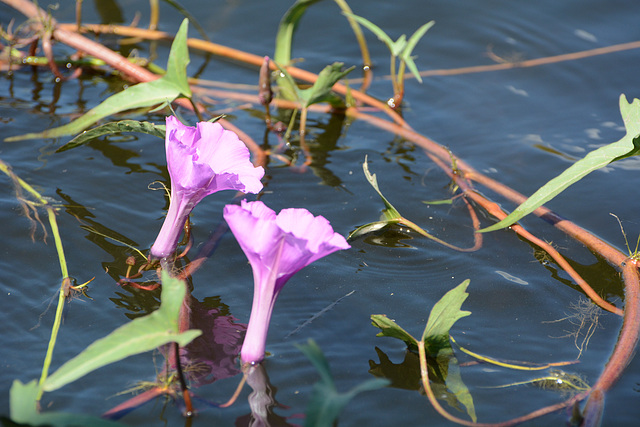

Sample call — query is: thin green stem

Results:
[332,0,372,90]
[389,54,398,101]
[37,207,69,398]
[0,158,70,399]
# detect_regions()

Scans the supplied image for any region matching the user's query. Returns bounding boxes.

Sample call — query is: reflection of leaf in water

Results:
[360,227,415,248]
[368,346,421,390]
[370,281,476,421]
[545,297,602,358]
[367,346,476,421]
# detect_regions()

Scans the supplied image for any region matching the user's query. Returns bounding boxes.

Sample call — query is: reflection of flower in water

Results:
[236,363,301,427]
[166,295,247,386]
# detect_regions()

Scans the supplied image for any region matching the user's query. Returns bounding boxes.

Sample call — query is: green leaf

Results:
[371,314,419,350]
[272,60,302,103]
[370,281,475,422]
[422,280,471,353]
[274,0,324,101]
[390,35,407,58]
[400,20,435,83]
[297,339,389,427]
[10,380,125,426]
[163,18,192,96]
[9,380,39,425]
[57,120,166,152]
[348,220,398,240]
[298,62,354,107]
[362,155,402,220]
[480,94,640,232]
[342,12,395,54]
[5,19,191,142]
[274,0,324,66]
[43,271,201,391]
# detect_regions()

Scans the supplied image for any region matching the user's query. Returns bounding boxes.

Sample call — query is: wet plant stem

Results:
[0,159,70,399]
[173,342,193,416]
[581,260,640,425]
[331,0,372,92]
[37,208,70,400]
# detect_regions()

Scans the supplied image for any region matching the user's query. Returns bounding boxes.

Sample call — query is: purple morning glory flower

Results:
[223,200,351,364]
[150,116,264,258]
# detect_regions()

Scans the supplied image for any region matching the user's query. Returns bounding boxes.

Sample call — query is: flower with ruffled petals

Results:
[223,200,350,364]
[150,116,264,258]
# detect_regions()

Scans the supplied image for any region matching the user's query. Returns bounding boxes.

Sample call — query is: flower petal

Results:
[195,121,265,194]
[223,200,350,364]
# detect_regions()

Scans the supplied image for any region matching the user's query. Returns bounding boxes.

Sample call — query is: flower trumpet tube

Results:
[150,116,264,258]
[223,200,350,364]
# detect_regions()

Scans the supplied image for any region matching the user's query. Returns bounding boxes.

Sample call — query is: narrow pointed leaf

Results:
[390,35,407,57]
[400,20,435,83]
[274,0,324,101]
[57,120,166,152]
[480,94,640,232]
[163,18,192,96]
[43,271,201,391]
[363,155,401,218]
[343,12,395,52]
[274,0,324,66]
[5,19,191,142]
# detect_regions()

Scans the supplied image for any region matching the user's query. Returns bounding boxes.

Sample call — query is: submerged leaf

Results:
[43,271,201,391]
[298,339,389,427]
[57,120,166,152]
[445,355,477,422]
[5,19,192,142]
[480,94,640,232]
[371,281,475,421]
[348,220,398,240]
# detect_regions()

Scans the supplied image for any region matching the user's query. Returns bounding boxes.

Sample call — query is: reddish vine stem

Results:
[581,260,640,425]
[54,22,409,130]
[1,0,267,171]
[428,153,623,316]
[4,2,639,423]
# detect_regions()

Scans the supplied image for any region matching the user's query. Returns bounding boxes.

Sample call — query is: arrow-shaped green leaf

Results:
[480,94,640,232]
[43,271,201,392]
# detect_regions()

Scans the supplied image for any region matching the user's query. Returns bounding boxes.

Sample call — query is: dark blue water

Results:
[1,0,639,425]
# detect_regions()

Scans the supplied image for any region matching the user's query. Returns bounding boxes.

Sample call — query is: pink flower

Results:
[223,200,351,364]
[150,116,264,258]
